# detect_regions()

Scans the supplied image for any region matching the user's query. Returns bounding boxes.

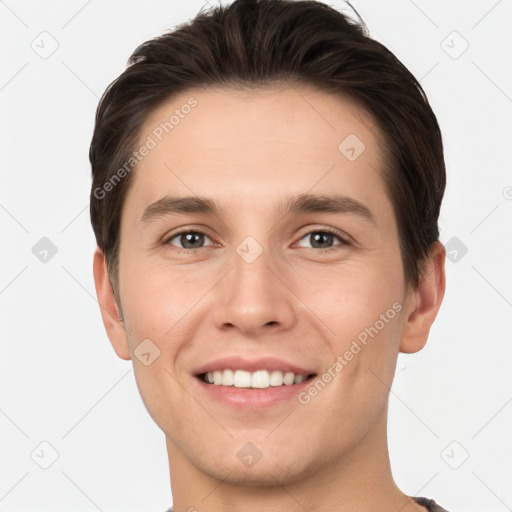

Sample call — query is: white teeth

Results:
[294,373,306,384]
[283,372,295,385]
[221,369,234,386]
[203,369,311,388]
[269,370,285,386]
[251,370,269,389]
[233,370,251,388]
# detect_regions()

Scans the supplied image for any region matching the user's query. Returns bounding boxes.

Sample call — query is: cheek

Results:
[298,276,404,437]
[117,263,200,431]
[291,255,405,410]
[292,257,404,339]
[119,258,216,342]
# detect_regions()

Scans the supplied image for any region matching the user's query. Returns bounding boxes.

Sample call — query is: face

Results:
[102,85,422,484]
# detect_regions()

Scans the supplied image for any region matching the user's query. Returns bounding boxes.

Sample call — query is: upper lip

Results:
[193,356,316,376]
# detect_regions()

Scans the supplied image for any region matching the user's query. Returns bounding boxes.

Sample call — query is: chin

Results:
[190,445,318,487]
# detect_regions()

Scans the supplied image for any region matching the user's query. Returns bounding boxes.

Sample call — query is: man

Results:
[90,1,449,510]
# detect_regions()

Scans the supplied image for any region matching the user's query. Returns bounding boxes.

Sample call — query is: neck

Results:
[165,405,424,512]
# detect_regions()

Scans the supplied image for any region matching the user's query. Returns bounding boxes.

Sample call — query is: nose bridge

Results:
[213,232,296,332]
[231,234,276,301]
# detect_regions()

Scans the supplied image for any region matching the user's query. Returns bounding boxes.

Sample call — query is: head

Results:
[91,0,446,488]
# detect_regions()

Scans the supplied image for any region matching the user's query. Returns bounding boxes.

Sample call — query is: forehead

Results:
[139,83,381,159]
[124,84,390,218]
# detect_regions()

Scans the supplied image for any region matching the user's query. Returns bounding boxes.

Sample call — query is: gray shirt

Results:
[413,496,450,511]
[164,496,450,511]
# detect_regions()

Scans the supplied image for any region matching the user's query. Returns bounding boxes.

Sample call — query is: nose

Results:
[212,240,297,335]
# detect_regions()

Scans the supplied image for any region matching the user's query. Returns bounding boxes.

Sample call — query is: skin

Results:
[93,84,446,512]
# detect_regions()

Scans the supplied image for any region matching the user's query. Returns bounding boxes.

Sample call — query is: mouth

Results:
[192,356,318,409]
[196,369,317,389]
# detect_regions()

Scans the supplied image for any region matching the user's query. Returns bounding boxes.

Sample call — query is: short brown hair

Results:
[90,0,446,295]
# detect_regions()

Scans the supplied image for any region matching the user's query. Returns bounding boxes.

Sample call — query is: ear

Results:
[399,240,446,354]
[92,247,131,360]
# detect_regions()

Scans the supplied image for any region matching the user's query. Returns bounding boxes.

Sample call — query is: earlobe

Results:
[92,247,131,361]
[399,241,446,354]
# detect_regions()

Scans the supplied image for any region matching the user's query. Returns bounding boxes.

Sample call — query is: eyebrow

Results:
[140,193,376,225]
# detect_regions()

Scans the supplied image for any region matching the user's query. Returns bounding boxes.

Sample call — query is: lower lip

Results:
[194,375,316,410]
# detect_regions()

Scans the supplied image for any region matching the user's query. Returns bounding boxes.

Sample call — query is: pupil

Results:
[182,232,203,248]
[312,232,332,248]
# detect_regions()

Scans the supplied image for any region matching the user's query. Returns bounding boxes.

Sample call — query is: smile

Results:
[200,369,316,388]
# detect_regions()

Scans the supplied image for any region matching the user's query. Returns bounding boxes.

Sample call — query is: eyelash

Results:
[164,227,350,252]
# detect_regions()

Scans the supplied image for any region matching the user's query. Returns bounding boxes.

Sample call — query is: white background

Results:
[1,0,511,511]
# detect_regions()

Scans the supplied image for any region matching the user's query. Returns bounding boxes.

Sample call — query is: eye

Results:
[164,228,349,251]
[165,230,214,250]
[295,228,349,250]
